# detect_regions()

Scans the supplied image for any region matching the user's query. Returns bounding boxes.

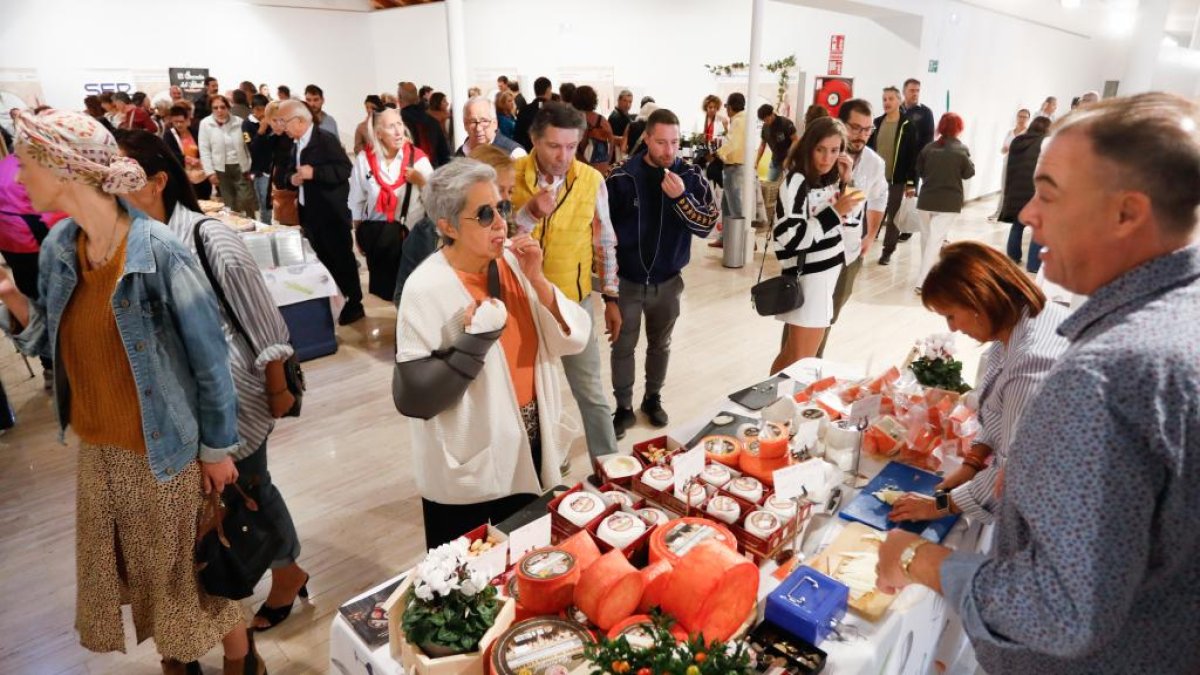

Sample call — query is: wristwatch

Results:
[899,539,931,581]
[934,489,950,513]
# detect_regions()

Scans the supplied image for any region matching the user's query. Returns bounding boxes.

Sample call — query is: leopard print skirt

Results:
[74,444,243,662]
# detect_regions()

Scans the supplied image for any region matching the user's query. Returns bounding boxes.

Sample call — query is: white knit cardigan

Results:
[396,249,590,505]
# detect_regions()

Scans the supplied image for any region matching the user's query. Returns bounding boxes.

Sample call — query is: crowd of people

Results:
[0,64,1196,675]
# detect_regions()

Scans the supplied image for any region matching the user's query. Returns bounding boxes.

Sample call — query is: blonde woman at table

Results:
[118,129,311,633]
[889,241,1068,524]
[393,159,589,550]
[348,107,435,299]
[769,117,865,374]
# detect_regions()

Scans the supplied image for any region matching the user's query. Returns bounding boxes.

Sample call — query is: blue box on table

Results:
[765,565,848,646]
[280,298,337,361]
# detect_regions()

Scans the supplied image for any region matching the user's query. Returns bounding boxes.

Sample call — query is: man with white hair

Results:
[453,96,526,159]
[280,99,364,324]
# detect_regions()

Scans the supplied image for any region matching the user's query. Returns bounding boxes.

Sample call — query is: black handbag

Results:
[194,220,306,417]
[195,482,283,600]
[357,145,415,300]
[750,233,806,317]
[706,154,725,187]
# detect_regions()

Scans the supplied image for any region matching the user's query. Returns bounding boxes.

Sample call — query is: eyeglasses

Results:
[465,118,493,128]
[463,200,512,227]
[847,123,874,135]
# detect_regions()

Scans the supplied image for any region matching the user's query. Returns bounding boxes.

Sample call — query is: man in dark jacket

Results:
[513,76,552,151]
[281,99,364,325]
[606,108,718,436]
[398,81,451,167]
[902,78,935,156]
[243,94,275,224]
[868,86,920,265]
[1001,116,1051,272]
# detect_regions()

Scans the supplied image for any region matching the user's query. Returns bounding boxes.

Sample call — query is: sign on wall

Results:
[828,34,845,76]
[169,67,211,97]
[80,69,135,97]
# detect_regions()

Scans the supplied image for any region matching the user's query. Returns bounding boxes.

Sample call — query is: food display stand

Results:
[328,358,988,674]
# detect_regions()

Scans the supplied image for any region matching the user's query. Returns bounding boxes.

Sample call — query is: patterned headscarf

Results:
[12,108,146,194]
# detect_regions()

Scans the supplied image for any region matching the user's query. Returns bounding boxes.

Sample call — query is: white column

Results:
[444,0,469,147]
[1189,4,1200,50]
[741,0,766,266]
[1122,0,1171,94]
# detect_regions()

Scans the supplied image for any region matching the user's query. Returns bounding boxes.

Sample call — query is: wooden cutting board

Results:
[809,522,897,621]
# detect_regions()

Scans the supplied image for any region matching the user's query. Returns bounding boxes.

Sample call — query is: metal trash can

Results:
[722,216,747,268]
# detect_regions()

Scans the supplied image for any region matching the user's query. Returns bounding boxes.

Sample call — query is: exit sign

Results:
[928,59,939,73]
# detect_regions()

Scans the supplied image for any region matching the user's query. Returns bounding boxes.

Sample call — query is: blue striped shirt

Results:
[951,303,1069,523]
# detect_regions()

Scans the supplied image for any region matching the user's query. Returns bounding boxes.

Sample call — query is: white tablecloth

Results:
[327,357,985,674]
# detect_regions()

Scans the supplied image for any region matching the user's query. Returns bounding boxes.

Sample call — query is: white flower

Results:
[460,569,488,597]
[414,581,433,601]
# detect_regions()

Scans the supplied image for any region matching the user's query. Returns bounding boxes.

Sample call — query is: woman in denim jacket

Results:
[0,110,264,675]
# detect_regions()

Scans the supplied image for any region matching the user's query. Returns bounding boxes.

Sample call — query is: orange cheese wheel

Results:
[757,422,790,460]
[701,435,742,468]
[648,517,737,566]
[662,540,759,643]
[637,559,674,613]
[558,530,602,572]
[515,548,579,616]
[573,550,644,631]
[738,452,790,486]
[607,614,690,645]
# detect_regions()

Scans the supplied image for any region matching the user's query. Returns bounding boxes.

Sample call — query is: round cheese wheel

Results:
[744,510,783,539]
[558,530,602,572]
[674,482,708,507]
[601,489,635,508]
[489,617,594,675]
[764,494,798,521]
[596,512,647,550]
[662,539,760,643]
[738,452,790,486]
[607,614,690,646]
[637,559,674,613]
[702,435,742,468]
[648,517,737,566]
[705,495,741,524]
[637,507,669,528]
[640,465,675,491]
[602,454,643,480]
[515,548,579,615]
[700,463,732,487]
[557,491,605,527]
[727,476,764,503]
[758,421,790,460]
[573,549,645,631]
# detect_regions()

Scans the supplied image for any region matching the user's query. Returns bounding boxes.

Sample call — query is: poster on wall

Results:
[169,67,210,97]
[0,69,46,137]
[813,76,853,118]
[135,69,171,102]
[558,67,615,113]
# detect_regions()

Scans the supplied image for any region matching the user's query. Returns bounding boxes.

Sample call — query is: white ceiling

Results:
[960,0,1197,40]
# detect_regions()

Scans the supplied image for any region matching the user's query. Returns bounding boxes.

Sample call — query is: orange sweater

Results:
[58,233,146,453]
[456,260,539,407]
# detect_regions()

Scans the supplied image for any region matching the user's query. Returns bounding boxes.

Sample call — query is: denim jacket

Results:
[3,208,239,482]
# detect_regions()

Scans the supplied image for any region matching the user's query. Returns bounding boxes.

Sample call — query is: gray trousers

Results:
[234,441,301,569]
[611,275,684,409]
[816,257,862,358]
[217,164,258,218]
[879,183,907,258]
[561,295,619,459]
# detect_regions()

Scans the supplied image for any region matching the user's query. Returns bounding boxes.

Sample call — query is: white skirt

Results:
[775,264,842,328]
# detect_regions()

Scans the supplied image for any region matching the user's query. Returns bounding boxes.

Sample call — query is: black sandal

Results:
[252,576,309,632]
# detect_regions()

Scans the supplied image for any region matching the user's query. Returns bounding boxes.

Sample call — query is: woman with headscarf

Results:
[118,129,310,633]
[0,110,263,675]
[348,107,434,299]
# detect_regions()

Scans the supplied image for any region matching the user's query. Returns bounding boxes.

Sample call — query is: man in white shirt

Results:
[817,98,888,357]
[454,96,526,159]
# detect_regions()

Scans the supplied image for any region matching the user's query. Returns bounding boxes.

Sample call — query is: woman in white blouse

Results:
[348,108,435,299]
[890,242,1068,524]
[197,94,256,217]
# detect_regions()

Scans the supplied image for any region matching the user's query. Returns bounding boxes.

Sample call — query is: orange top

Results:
[456,260,538,407]
[58,233,146,453]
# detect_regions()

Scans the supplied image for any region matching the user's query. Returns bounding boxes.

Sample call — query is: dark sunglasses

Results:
[463,200,512,227]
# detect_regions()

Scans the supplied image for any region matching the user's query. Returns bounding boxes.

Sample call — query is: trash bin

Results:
[722,216,748,268]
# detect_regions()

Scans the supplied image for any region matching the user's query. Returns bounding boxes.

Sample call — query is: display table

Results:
[328,358,985,674]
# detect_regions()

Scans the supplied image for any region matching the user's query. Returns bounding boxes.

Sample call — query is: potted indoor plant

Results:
[908,333,971,394]
[385,539,514,674]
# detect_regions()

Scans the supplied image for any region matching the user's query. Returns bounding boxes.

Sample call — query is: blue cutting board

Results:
[838,461,960,542]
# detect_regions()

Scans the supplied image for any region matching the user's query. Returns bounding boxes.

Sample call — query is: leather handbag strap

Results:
[194,218,257,354]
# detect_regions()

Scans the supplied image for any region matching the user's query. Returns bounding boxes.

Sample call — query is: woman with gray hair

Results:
[393,158,590,549]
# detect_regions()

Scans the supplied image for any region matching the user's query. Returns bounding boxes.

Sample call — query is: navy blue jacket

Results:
[606,151,718,284]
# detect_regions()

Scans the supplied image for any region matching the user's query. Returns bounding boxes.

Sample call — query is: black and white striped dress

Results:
[772,172,846,327]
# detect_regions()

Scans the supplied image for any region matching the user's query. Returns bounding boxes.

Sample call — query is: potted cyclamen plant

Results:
[386,539,514,674]
[908,333,972,394]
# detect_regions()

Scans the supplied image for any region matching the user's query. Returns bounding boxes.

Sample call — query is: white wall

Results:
[0,0,375,148]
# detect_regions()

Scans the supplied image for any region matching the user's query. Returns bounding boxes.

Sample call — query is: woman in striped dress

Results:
[769,117,865,374]
[118,130,311,632]
[889,241,1069,524]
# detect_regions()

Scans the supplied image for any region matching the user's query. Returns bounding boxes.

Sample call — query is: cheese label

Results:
[605,513,638,533]
[493,618,591,674]
[664,522,723,557]
[521,550,574,580]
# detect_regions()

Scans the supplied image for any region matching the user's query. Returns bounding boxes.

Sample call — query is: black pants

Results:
[879,183,907,258]
[421,403,543,550]
[1,249,52,370]
[300,208,362,305]
[234,441,302,568]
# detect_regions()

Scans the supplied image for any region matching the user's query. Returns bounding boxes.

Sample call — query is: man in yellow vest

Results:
[513,102,621,464]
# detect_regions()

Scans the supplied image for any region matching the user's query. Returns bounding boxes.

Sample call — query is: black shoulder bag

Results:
[195,481,283,600]
[357,144,415,300]
[750,181,808,317]
[193,219,306,417]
